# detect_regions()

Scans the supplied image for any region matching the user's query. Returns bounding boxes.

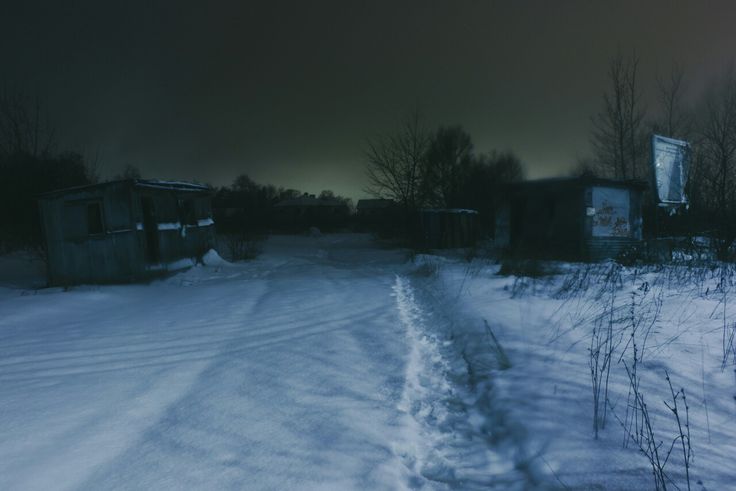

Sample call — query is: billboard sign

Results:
[651,134,690,206]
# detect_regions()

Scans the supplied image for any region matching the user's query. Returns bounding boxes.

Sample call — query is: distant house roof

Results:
[275,195,347,207]
[356,198,396,210]
[39,179,210,198]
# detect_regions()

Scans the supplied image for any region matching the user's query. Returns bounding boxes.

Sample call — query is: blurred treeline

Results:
[0,92,97,252]
[364,113,525,238]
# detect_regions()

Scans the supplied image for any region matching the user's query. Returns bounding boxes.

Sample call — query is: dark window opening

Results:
[178,199,196,225]
[87,202,104,235]
[141,197,160,263]
[547,197,556,220]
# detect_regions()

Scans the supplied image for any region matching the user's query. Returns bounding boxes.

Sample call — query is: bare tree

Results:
[655,64,693,140]
[424,125,474,207]
[0,89,96,249]
[462,151,525,236]
[115,163,142,180]
[591,51,647,180]
[0,89,54,158]
[570,156,601,178]
[364,111,431,211]
[696,74,736,259]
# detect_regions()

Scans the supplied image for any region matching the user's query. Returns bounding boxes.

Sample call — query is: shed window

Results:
[547,197,556,219]
[87,202,104,235]
[178,198,196,225]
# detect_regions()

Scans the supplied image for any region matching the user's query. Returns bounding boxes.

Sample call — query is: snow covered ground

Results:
[1,235,734,490]
[417,256,736,491]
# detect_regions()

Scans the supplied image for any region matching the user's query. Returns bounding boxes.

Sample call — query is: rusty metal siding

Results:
[40,180,214,285]
[131,189,215,264]
[39,181,145,285]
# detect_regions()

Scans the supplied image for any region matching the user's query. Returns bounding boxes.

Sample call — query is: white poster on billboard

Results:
[592,187,630,237]
[652,134,690,205]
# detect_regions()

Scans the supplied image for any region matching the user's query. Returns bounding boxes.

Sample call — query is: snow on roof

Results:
[38,178,210,198]
[133,179,210,192]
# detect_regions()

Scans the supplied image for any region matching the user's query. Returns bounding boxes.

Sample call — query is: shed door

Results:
[141,197,160,263]
[592,187,630,237]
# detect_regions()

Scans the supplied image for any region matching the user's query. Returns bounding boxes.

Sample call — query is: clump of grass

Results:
[484,319,511,370]
[222,232,264,261]
[498,258,552,278]
[613,368,693,491]
[410,261,440,278]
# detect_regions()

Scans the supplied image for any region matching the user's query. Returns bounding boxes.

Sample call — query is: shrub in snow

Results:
[221,232,264,261]
[498,259,556,278]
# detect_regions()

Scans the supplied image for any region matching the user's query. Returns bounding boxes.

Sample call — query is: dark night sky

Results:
[3,1,736,199]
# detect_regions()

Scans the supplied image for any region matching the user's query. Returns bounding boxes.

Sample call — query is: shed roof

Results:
[508,176,648,192]
[38,179,211,198]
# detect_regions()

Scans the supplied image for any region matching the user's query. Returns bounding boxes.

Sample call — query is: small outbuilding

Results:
[419,208,479,249]
[273,194,350,231]
[356,198,401,235]
[39,179,215,285]
[356,199,397,219]
[495,177,646,261]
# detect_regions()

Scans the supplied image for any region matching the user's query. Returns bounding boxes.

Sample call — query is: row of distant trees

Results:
[0,87,357,251]
[7,51,736,258]
[364,112,525,235]
[0,91,98,251]
[363,53,736,258]
[211,174,352,234]
[582,51,736,259]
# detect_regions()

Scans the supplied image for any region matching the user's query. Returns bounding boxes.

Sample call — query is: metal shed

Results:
[419,208,479,249]
[38,179,215,285]
[495,177,646,261]
[273,194,350,231]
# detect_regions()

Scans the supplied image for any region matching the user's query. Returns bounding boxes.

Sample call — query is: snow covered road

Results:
[0,235,533,490]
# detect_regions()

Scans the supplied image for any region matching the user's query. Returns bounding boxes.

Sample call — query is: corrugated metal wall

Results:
[500,180,644,261]
[40,182,215,285]
[419,209,478,249]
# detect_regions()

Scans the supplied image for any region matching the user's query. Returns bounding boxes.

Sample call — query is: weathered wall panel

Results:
[39,180,214,285]
[499,178,645,261]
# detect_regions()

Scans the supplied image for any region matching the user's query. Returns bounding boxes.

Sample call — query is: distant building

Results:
[356,199,397,218]
[273,193,350,231]
[495,177,646,261]
[355,198,401,233]
[419,208,479,249]
[39,179,215,285]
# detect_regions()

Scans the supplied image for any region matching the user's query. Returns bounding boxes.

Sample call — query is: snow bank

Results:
[201,248,228,266]
[0,251,46,291]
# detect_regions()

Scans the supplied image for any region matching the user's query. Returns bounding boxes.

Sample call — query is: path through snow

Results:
[0,235,541,490]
